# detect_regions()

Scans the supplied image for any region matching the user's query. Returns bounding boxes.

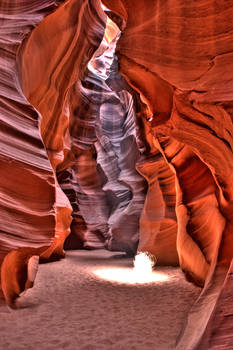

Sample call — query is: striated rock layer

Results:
[0,0,59,305]
[102,0,233,348]
[0,0,106,307]
[1,0,233,348]
[136,133,178,266]
[56,21,147,253]
[19,0,107,253]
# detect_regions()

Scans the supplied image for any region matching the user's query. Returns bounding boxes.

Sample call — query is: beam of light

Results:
[93,253,169,284]
[133,251,156,274]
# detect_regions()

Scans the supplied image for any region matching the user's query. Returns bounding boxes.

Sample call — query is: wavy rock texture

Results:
[0,0,106,307]
[102,0,233,348]
[136,132,178,266]
[0,0,59,305]
[1,0,233,348]
[58,34,146,253]
[19,0,107,253]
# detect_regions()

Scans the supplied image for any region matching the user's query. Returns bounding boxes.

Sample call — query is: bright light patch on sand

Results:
[93,268,169,284]
[94,252,168,284]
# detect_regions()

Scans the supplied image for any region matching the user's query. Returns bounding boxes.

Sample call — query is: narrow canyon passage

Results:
[0,250,200,350]
[1,1,233,349]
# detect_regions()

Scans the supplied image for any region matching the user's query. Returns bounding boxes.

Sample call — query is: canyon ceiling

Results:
[0,0,233,349]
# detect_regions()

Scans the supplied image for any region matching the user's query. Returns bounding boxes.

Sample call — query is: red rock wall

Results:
[136,132,178,266]
[102,0,233,348]
[1,0,233,347]
[19,0,107,253]
[65,76,144,252]
[0,0,106,307]
[0,0,59,304]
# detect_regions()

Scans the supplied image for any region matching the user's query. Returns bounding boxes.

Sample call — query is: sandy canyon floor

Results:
[0,249,200,350]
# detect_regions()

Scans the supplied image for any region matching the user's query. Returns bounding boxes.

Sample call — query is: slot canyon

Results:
[0,1,233,349]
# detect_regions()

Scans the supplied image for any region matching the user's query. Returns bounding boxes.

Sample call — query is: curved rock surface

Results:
[0,0,59,305]
[59,28,147,254]
[102,0,233,348]
[0,0,106,306]
[136,134,178,266]
[1,0,233,348]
